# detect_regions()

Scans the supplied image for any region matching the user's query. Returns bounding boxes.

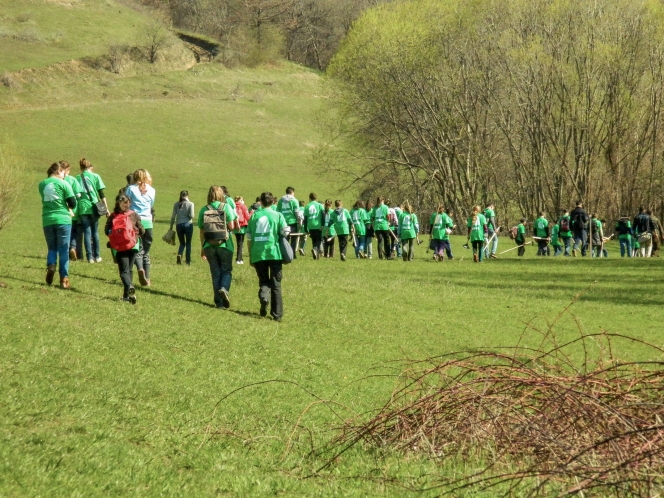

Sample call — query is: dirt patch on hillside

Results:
[43,0,82,6]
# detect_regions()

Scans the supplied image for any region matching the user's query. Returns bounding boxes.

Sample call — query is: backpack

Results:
[637,213,651,233]
[509,226,518,240]
[202,204,228,245]
[559,217,570,232]
[573,213,586,230]
[236,204,247,226]
[617,219,630,235]
[109,211,137,252]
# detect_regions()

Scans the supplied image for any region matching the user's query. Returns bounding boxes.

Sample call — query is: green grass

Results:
[1,7,664,494]
[0,0,151,72]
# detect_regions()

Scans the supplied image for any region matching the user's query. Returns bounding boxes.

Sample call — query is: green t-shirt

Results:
[330,208,352,235]
[430,212,453,240]
[225,196,236,210]
[323,208,337,237]
[350,208,367,236]
[247,207,287,263]
[304,201,324,231]
[517,223,526,238]
[39,177,75,227]
[467,213,487,242]
[277,196,299,225]
[63,174,83,220]
[534,217,549,238]
[551,224,561,246]
[484,208,496,230]
[76,171,106,216]
[372,204,389,231]
[197,201,238,251]
[398,212,418,240]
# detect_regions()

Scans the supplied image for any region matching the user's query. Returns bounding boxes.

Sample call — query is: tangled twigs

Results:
[320,327,664,496]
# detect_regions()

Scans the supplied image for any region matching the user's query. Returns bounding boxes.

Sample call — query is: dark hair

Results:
[647,209,653,215]
[324,199,333,208]
[366,199,374,209]
[126,173,133,185]
[179,190,188,208]
[539,211,545,216]
[221,186,229,195]
[260,192,274,207]
[255,197,260,203]
[299,200,305,207]
[445,208,453,215]
[114,194,131,214]
[576,200,583,207]
[286,186,294,195]
[334,199,342,208]
[47,162,61,177]
[376,196,384,205]
[639,206,646,212]
[354,200,364,209]
[309,192,317,201]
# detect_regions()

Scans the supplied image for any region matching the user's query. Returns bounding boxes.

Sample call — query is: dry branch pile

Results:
[325,331,664,496]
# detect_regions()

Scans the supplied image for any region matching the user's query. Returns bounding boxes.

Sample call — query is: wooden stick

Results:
[499,241,532,255]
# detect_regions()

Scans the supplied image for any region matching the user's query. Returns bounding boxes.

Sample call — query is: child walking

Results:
[330,200,353,261]
[467,206,487,262]
[105,194,145,304]
[398,201,419,261]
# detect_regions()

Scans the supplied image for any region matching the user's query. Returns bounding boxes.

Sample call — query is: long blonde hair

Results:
[403,200,413,214]
[471,205,481,224]
[133,169,152,194]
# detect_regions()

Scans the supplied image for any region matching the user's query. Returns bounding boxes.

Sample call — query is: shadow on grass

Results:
[0,273,121,302]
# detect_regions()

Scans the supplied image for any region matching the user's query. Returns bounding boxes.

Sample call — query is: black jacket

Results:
[569,207,588,231]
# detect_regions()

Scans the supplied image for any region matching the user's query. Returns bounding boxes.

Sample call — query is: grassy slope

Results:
[1,5,664,496]
[0,0,151,72]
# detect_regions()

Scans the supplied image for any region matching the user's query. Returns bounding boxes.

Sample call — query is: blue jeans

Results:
[560,236,572,256]
[365,235,373,258]
[485,229,498,257]
[620,238,632,257]
[354,234,366,258]
[573,230,588,256]
[553,244,562,256]
[176,222,193,264]
[433,239,453,259]
[80,214,101,260]
[43,224,71,278]
[204,246,233,308]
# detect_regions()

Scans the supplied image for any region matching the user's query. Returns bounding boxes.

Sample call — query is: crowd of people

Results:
[39,162,662,320]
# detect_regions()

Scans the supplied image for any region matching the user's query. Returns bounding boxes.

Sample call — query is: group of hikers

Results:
[39,162,662,320]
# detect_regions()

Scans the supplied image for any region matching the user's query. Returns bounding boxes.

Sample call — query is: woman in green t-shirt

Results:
[364,199,374,259]
[39,163,77,288]
[350,200,367,259]
[466,205,487,263]
[398,201,419,261]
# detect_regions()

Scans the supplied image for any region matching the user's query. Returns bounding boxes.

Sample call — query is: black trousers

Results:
[235,232,245,262]
[516,238,526,256]
[338,235,348,258]
[375,230,392,259]
[254,260,283,319]
[309,229,323,256]
[323,235,335,257]
[116,249,137,297]
[288,224,299,257]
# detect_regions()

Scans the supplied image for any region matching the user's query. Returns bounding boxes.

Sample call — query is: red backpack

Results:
[236,203,249,227]
[109,211,137,251]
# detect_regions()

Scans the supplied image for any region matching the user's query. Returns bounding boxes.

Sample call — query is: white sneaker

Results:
[88,259,95,264]
[95,257,103,263]
[236,260,244,265]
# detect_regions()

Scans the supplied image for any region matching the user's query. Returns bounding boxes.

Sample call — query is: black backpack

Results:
[637,213,651,233]
[617,219,630,235]
[573,213,587,230]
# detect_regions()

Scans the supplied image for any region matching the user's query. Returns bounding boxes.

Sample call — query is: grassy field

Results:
[1,2,664,496]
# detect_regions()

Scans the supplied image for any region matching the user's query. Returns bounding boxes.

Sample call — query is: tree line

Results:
[132,0,388,69]
[323,0,664,225]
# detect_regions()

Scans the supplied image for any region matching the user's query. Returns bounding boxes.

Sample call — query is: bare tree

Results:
[142,20,171,63]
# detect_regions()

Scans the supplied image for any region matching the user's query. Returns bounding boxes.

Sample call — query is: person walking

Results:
[198,186,238,309]
[429,205,454,261]
[534,211,550,256]
[322,199,336,258]
[330,200,353,261]
[247,192,289,321]
[550,222,562,256]
[105,193,145,304]
[277,187,302,258]
[557,210,573,256]
[484,202,499,259]
[76,158,109,264]
[634,207,655,257]
[364,199,375,259]
[372,197,392,260]
[59,160,83,261]
[126,169,155,285]
[398,201,419,261]
[516,218,527,256]
[234,196,250,264]
[590,214,605,257]
[170,190,195,265]
[648,209,662,257]
[350,200,368,258]
[467,205,487,263]
[304,193,324,260]
[570,202,589,256]
[616,216,633,257]
[40,163,77,288]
